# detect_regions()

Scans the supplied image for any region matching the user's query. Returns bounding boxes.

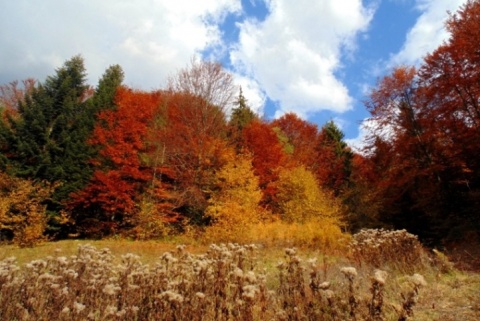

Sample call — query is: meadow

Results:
[0,229,479,321]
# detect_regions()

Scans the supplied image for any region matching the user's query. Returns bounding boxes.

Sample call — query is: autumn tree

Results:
[204,152,264,242]
[0,79,36,111]
[415,0,480,238]
[69,88,178,237]
[363,1,480,241]
[241,120,289,208]
[151,91,229,223]
[160,61,235,223]
[0,171,55,247]
[275,166,344,224]
[167,57,236,110]
[271,113,319,169]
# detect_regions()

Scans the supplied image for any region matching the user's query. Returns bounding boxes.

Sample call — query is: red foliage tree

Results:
[152,91,230,222]
[69,87,178,235]
[363,1,480,241]
[241,120,289,207]
[272,113,319,169]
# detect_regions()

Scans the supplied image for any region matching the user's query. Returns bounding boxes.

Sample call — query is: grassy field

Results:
[0,237,479,320]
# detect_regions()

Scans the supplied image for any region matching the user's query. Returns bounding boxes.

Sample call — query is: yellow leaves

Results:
[0,172,53,247]
[276,166,345,224]
[204,153,264,242]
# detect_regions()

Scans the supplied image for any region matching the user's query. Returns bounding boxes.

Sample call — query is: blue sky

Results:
[0,0,468,148]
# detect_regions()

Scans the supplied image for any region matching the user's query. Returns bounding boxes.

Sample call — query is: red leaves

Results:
[272,113,319,169]
[70,87,171,217]
[240,121,290,206]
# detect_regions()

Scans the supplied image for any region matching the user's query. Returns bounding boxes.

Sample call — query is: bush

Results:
[349,229,428,271]
[0,172,53,247]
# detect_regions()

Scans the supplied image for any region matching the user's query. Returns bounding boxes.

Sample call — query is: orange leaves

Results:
[70,88,175,226]
[359,1,480,240]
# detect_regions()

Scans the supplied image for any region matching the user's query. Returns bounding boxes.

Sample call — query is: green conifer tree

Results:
[3,56,124,206]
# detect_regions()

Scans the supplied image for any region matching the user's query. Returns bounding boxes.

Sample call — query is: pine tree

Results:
[229,87,257,132]
[4,56,124,207]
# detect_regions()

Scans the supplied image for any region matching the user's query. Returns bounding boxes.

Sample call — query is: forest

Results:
[0,1,479,249]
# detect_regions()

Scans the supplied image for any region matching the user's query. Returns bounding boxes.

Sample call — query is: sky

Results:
[0,0,468,148]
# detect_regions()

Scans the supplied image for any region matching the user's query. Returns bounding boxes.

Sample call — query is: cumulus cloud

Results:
[229,0,374,117]
[389,0,467,67]
[0,0,240,88]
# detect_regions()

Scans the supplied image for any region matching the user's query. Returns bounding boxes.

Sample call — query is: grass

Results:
[0,234,479,320]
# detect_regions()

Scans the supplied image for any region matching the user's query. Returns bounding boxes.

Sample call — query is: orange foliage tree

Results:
[155,92,230,224]
[363,1,480,241]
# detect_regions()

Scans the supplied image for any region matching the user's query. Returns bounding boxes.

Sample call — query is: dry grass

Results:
[0,232,478,320]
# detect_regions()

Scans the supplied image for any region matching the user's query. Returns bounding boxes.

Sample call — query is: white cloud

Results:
[0,0,241,88]
[229,0,374,117]
[389,0,467,67]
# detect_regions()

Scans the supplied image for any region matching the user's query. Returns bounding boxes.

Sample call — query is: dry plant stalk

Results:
[0,244,426,321]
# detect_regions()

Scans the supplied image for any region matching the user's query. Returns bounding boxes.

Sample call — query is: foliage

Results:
[228,87,258,148]
[124,197,174,240]
[229,87,257,132]
[241,120,289,206]
[69,88,177,236]
[316,121,353,195]
[0,172,53,247]
[158,91,229,222]
[272,113,319,169]
[362,1,480,242]
[276,166,345,224]
[204,152,265,243]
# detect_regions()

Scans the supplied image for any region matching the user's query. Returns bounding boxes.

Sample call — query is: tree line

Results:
[1,0,479,246]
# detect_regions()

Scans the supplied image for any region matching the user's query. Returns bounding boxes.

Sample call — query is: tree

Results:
[363,3,480,240]
[1,56,96,206]
[69,87,178,236]
[271,113,318,169]
[204,152,264,242]
[0,79,36,111]
[156,91,230,223]
[275,166,344,224]
[229,87,257,132]
[316,121,353,195]
[241,120,289,208]
[167,57,235,110]
[0,171,54,247]
[228,87,258,149]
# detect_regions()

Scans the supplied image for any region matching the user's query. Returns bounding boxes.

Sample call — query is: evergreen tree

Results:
[228,87,258,149]
[229,87,257,132]
[3,56,124,206]
[316,121,353,194]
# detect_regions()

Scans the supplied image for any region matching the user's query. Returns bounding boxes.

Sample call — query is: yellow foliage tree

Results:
[276,166,345,224]
[0,172,53,247]
[204,153,264,242]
